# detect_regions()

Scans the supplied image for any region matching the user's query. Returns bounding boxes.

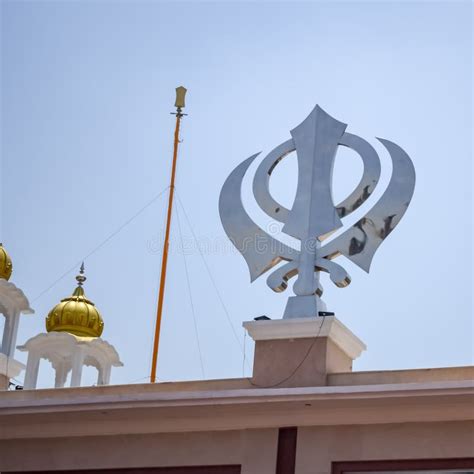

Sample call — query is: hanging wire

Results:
[249,315,327,388]
[174,191,250,370]
[175,204,205,379]
[31,186,170,303]
[125,375,152,384]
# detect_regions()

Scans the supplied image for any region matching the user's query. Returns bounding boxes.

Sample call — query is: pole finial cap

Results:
[175,86,187,109]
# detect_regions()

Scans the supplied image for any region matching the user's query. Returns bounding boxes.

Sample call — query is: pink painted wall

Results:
[1,422,473,474]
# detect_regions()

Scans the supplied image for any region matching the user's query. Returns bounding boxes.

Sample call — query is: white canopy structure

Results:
[18,332,123,389]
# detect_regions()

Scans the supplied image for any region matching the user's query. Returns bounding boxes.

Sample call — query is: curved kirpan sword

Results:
[219,105,415,318]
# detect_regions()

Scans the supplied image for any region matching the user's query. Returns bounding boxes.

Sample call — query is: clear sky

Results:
[1,1,472,388]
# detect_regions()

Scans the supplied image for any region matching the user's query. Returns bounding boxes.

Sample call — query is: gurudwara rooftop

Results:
[0,94,473,474]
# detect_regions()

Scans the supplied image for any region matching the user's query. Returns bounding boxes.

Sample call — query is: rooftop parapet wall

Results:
[0,377,472,441]
[0,365,472,401]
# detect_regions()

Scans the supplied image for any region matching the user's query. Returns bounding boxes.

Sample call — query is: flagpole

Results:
[150,87,187,383]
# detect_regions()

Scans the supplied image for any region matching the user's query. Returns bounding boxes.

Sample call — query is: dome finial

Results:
[76,262,86,287]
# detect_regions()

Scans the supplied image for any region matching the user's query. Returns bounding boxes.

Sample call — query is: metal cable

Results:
[175,204,205,379]
[175,191,250,370]
[32,186,170,303]
[248,315,326,388]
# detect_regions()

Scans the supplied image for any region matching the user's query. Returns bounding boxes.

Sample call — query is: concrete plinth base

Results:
[243,316,366,388]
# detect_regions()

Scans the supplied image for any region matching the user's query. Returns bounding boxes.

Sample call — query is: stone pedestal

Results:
[243,316,366,388]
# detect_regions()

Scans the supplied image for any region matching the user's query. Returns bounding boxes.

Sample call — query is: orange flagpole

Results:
[150,87,187,383]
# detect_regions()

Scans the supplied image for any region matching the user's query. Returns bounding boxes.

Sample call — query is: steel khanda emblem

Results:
[219,105,416,319]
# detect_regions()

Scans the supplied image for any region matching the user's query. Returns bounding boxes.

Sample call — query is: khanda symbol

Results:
[219,105,415,319]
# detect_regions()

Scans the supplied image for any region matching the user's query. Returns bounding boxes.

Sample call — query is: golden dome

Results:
[0,243,13,281]
[45,263,104,337]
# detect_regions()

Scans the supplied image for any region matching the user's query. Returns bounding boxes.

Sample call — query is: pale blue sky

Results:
[1,1,472,388]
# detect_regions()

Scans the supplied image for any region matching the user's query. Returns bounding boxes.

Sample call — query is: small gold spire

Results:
[77,262,86,285]
[0,243,13,281]
[73,262,87,296]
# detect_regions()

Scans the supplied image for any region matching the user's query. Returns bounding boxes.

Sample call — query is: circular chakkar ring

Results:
[252,132,381,240]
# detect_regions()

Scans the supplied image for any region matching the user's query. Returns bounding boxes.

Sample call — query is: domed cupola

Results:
[45,263,104,337]
[0,243,13,281]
